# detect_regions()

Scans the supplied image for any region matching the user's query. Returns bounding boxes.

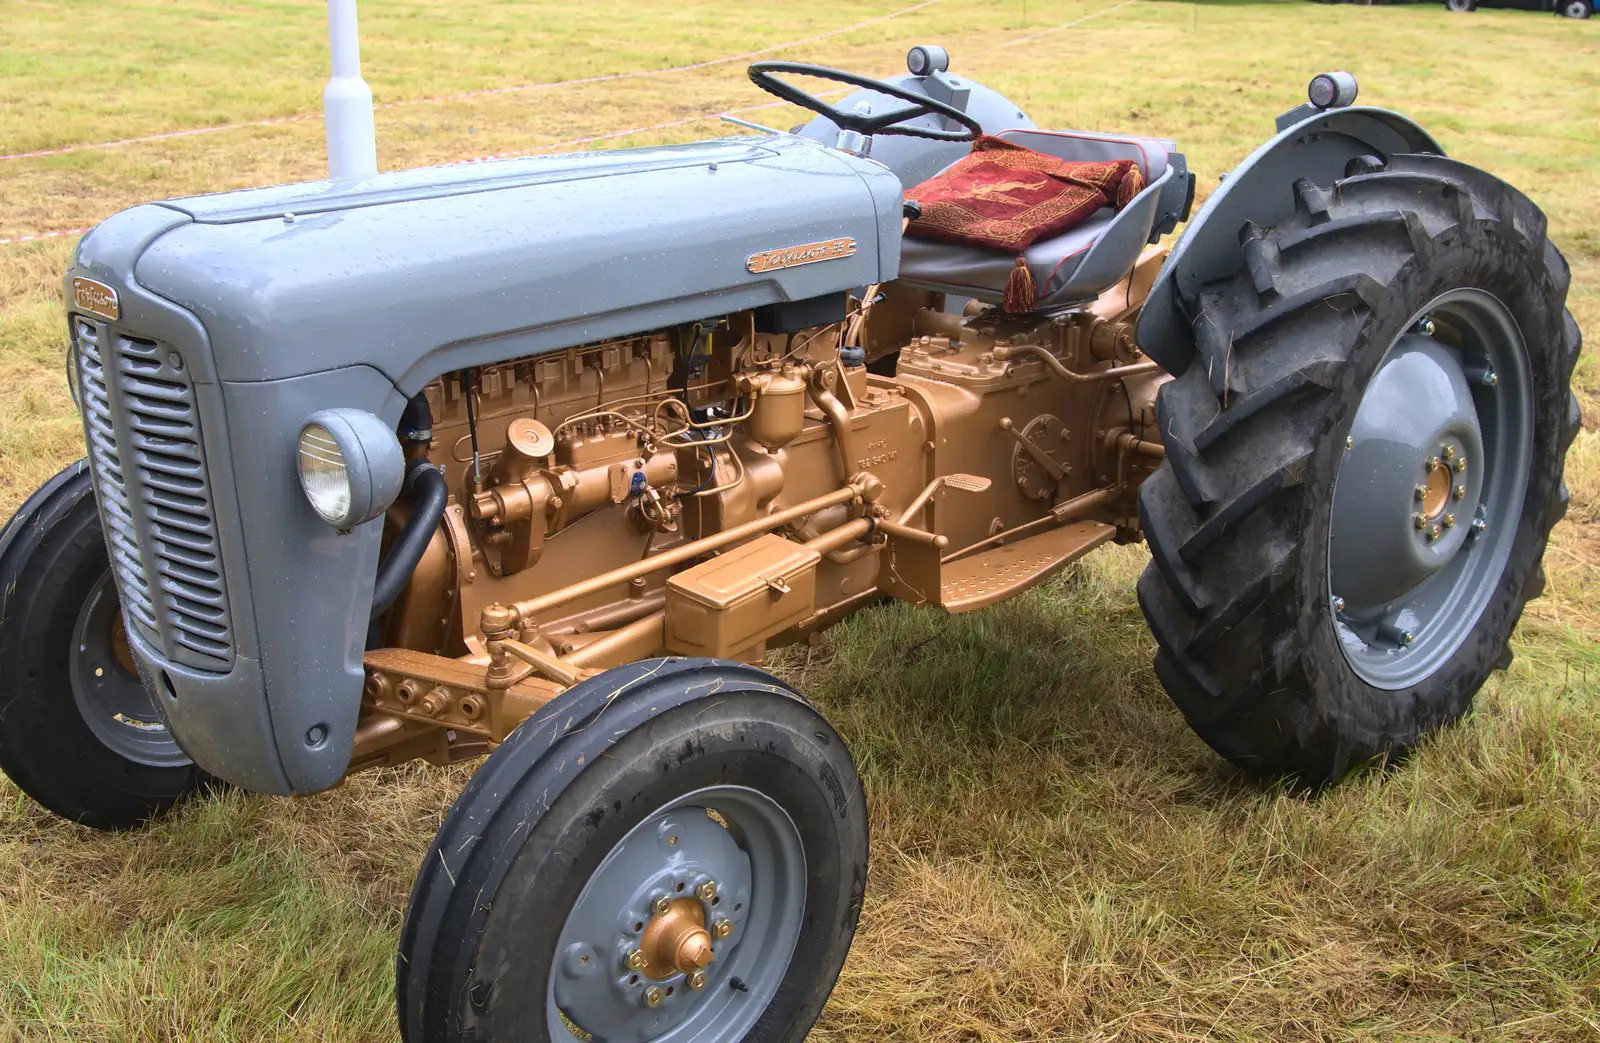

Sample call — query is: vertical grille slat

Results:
[75,321,233,670]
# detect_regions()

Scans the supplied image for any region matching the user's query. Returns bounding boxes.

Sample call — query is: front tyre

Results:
[0,461,208,829]
[1561,0,1591,17]
[398,659,869,1043]
[1138,154,1580,785]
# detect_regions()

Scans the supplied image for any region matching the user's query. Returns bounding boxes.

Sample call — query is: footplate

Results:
[880,520,1115,614]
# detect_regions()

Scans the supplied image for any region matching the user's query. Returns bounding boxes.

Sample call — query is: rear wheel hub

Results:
[1328,289,1533,689]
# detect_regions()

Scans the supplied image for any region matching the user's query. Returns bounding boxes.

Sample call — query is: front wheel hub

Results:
[638,897,714,980]
[548,786,804,1042]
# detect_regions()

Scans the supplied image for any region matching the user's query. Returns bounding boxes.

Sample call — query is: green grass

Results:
[2,0,1599,1039]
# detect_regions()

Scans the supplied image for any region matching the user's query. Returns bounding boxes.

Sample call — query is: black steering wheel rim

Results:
[747,61,982,142]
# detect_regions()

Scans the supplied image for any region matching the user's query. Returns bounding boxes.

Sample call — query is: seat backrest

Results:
[995,128,1173,182]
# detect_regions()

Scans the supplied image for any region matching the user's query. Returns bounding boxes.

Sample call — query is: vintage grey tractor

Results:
[0,51,1580,1042]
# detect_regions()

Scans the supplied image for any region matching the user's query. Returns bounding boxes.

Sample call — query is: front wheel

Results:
[1138,154,1580,785]
[397,659,869,1043]
[1445,0,1478,11]
[0,461,209,829]
[1561,0,1591,17]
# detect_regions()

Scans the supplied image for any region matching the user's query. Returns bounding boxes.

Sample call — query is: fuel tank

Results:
[111,135,901,388]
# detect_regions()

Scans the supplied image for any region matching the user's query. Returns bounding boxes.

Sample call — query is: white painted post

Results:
[324,0,377,179]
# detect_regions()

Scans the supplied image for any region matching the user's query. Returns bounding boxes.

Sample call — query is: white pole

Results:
[323,0,377,179]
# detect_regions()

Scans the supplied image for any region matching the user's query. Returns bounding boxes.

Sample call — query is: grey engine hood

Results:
[120,136,901,389]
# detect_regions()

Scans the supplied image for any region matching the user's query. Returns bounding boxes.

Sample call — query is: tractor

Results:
[0,49,1580,1043]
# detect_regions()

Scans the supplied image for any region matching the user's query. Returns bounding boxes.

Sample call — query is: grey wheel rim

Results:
[1328,289,1533,690]
[546,785,806,1043]
[69,572,189,767]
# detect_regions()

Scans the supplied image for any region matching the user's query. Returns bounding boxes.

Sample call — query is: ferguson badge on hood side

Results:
[746,237,857,275]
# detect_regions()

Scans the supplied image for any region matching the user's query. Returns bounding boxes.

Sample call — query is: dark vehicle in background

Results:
[1446,0,1593,17]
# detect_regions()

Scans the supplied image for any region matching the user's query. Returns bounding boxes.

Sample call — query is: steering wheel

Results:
[747,61,982,143]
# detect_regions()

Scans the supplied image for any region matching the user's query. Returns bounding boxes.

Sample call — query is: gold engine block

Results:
[355,251,1170,771]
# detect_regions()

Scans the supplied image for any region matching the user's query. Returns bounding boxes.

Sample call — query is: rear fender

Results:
[1135,107,1444,376]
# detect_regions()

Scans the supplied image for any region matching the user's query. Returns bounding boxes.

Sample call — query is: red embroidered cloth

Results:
[905,135,1145,252]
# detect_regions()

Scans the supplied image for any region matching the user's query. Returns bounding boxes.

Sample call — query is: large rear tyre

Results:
[0,461,209,829]
[1138,154,1580,785]
[397,658,869,1043]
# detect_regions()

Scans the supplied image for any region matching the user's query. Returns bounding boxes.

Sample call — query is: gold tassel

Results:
[1002,257,1035,314]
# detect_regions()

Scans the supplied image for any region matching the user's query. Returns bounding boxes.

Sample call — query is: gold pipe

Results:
[898,476,945,526]
[808,517,873,557]
[1050,485,1119,521]
[566,611,667,669]
[548,590,667,636]
[349,713,408,760]
[497,481,869,623]
[942,486,1120,566]
[876,519,948,548]
[1115,431,1165,459]
[809,380,858,482]
[991,344,1161,385]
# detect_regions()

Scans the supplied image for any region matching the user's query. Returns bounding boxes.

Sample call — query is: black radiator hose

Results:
[370,459,449,620]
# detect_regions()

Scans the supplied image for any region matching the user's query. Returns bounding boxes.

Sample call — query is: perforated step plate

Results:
[940,521,1115,614]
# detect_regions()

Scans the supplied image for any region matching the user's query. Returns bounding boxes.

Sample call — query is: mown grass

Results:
[2,0,1598,1040]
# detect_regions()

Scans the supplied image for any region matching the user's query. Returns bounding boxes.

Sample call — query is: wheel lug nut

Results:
[688,970,708,991]
[652,895,673,916]
[1426,456,1440,471]
[1442,444,1456,460]
[1427,525,1442,542]
[1414,485,1427,501]
[1454,457,1467,473]
[1443,514,1456,529]
[1416,316,1436,336]
[1453,484,1466,501]
[644,985,664,1008]
[1414,514,1427,530]
[695,881,718,902]
[712,917,733,939]
[626,948,646,970]
[1377,622,1415,646]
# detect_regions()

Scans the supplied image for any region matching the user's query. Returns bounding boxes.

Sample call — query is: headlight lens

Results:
[297,423,354,524]
[295,409,405,529]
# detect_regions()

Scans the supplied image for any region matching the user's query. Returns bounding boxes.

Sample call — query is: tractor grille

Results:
[75,319,233,670]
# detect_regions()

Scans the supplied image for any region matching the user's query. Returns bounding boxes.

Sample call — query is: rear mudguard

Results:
[1136,106,1444,376]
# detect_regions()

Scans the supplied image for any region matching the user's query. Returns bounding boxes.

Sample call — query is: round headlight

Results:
[296,408,405,529]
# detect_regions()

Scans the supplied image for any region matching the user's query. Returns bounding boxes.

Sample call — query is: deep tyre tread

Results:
[1138,154,1578,785]
[397,658,869,1043]
[0,461,207,829]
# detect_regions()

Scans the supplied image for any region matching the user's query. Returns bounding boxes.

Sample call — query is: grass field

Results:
[3,0,1599,1039]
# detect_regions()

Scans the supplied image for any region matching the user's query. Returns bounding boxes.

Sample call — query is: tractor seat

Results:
[898,129,1181,311]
